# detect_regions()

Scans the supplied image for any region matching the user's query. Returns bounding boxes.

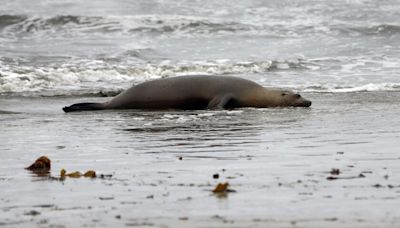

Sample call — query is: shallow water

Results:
[1,92,400,227]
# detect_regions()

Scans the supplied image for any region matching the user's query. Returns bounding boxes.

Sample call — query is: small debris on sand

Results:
[24,210,40,216]
[99,197,114,200]
[26,156,103,180]
[327,174,366,180]
[65,171,82,178]
[212,182,236,196]
[61,169,97,179]
[372,184,383,188]
[83,170,97,178]
[60,169,66,178]
[25,156,51,174]
[324,217,338,221]
[330,168,340,175]
[213,182,229,193]
[99,174,113,179]
[213,173,219,179]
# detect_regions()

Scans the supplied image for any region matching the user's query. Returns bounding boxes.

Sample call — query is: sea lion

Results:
[63,75,311,112]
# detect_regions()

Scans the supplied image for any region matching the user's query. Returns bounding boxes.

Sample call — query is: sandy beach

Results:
[1,92,400,227]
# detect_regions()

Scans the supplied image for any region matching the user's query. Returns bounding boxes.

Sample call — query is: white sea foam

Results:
[301,83,400,93]
[328,83,400,93]
[0,59,314,96]
[2,61,400,96]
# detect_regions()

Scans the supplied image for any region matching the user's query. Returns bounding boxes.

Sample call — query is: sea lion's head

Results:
[279,91,312,107]
[248,89,312,108]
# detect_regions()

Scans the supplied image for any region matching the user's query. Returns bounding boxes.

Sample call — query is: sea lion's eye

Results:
[281,93,287,96]
[295,94,301,98]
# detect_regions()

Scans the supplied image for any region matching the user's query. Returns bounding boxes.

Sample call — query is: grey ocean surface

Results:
[1,0,400,227]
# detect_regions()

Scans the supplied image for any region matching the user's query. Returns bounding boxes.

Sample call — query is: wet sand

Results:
[1,92,400,227]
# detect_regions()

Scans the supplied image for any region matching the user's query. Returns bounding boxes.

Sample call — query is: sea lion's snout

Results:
[297,97,312,107]
[303,100,312,107]
[293,94,312,107]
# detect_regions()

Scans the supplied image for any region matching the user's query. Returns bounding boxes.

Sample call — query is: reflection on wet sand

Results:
[118,109,309,155]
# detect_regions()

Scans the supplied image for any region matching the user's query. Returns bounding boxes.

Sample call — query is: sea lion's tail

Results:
[62,102,105,113]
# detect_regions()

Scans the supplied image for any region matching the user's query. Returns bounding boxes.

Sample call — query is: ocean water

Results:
[1,0,400,227]
[1,0,400,95]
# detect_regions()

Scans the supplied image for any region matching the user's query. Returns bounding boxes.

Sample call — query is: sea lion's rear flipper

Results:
[62,102,105,113]
[207,94,235,109]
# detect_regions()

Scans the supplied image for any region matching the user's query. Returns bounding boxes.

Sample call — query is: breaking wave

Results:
[0,58,311,96]
[1,57,400,96]
[335,24,400,36]
[2,14,400,40]
[0,14,253,37]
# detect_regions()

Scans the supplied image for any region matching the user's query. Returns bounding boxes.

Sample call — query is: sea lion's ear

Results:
[207,94,235,109]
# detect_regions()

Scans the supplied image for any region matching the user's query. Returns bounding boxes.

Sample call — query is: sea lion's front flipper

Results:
[62,102,105,113]
[207,94,235,109]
